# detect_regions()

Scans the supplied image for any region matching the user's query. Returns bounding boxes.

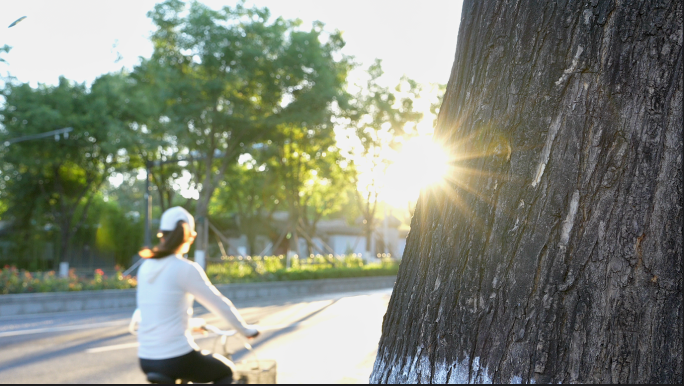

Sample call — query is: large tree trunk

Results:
[371,0,682,384]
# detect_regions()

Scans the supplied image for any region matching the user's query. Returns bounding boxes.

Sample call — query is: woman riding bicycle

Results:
[135,206,259,384]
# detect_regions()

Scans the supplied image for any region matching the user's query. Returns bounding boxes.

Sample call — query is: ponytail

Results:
[139,220,193,259]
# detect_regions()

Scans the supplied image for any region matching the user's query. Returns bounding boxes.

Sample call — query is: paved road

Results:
[0,288,392,384]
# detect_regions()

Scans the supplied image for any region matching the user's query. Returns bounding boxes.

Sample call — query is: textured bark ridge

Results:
[371,0,682,383]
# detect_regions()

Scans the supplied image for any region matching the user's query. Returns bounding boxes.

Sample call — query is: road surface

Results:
[0,288,392,383]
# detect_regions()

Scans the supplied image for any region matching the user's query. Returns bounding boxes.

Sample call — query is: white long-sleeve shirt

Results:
[135,254,257,360]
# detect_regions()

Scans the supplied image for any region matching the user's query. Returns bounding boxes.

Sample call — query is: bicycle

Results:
[129,310,277,384]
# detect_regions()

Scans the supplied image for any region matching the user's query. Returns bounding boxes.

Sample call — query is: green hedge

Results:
[1,256,399,294]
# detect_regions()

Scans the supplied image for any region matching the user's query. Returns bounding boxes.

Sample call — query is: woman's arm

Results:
[180,262,258,337]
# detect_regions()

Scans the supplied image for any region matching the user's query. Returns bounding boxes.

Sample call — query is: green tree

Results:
[299,147,354,255]
[0,161,45,268]
[346,60,423,253]
[210,152,283,255]
[0,76,133,265]
[267,123,354,256]
[121,64,187,213]
[0,44,10,64]
[92,197,144,267]
[140,0,351,258]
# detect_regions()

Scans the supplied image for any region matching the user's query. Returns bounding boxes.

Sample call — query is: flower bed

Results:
[1,256,399,295]
[0,266,137,294]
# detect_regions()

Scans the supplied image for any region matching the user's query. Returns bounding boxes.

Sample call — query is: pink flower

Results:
[94,269,105,276]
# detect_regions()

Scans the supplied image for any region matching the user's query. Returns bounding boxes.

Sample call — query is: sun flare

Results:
[383,136,450,207]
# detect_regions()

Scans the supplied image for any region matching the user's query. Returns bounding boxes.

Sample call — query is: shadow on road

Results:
[0,330,130,373]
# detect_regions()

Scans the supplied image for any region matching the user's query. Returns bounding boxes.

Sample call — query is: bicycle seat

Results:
[145,372,177,384]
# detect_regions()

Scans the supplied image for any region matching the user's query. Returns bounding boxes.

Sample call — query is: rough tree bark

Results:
[371,0,682,383]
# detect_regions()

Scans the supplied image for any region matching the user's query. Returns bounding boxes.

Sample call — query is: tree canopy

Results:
[0,76,135,263]
[0,0,438,270]
[137,0,352,224]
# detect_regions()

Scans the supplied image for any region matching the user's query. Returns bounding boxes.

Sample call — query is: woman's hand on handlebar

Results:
[244,325,259,340]
[189,317,208,334]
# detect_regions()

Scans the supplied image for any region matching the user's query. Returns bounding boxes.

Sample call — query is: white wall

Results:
[224,230,404,258]
[226,235,273,256]
[329,235,366,256]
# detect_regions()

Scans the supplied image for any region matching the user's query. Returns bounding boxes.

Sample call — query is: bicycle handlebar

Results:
[201,324,238,336]
[200,322,255,351]
[130,312,255,345]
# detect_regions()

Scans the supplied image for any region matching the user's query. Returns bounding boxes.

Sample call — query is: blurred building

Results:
[218,212,407,259]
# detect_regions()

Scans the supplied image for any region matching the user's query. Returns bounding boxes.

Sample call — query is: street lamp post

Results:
[1,127,73,147]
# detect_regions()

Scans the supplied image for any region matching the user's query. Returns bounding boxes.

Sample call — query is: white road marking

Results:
[0,320,128,338]
[85,342,139,353]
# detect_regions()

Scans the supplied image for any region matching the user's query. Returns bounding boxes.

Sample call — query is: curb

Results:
[0,276,396,317]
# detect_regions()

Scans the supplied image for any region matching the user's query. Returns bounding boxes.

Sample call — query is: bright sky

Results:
[0,0,464,209]
[0,0,462,87]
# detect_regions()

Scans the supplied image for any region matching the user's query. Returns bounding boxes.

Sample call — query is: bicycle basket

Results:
[233,359,277,384]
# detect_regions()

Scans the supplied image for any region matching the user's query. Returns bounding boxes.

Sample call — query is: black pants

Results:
[140,349,235,384]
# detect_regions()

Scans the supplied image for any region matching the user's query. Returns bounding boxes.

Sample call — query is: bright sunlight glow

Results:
[382,136,450,207]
